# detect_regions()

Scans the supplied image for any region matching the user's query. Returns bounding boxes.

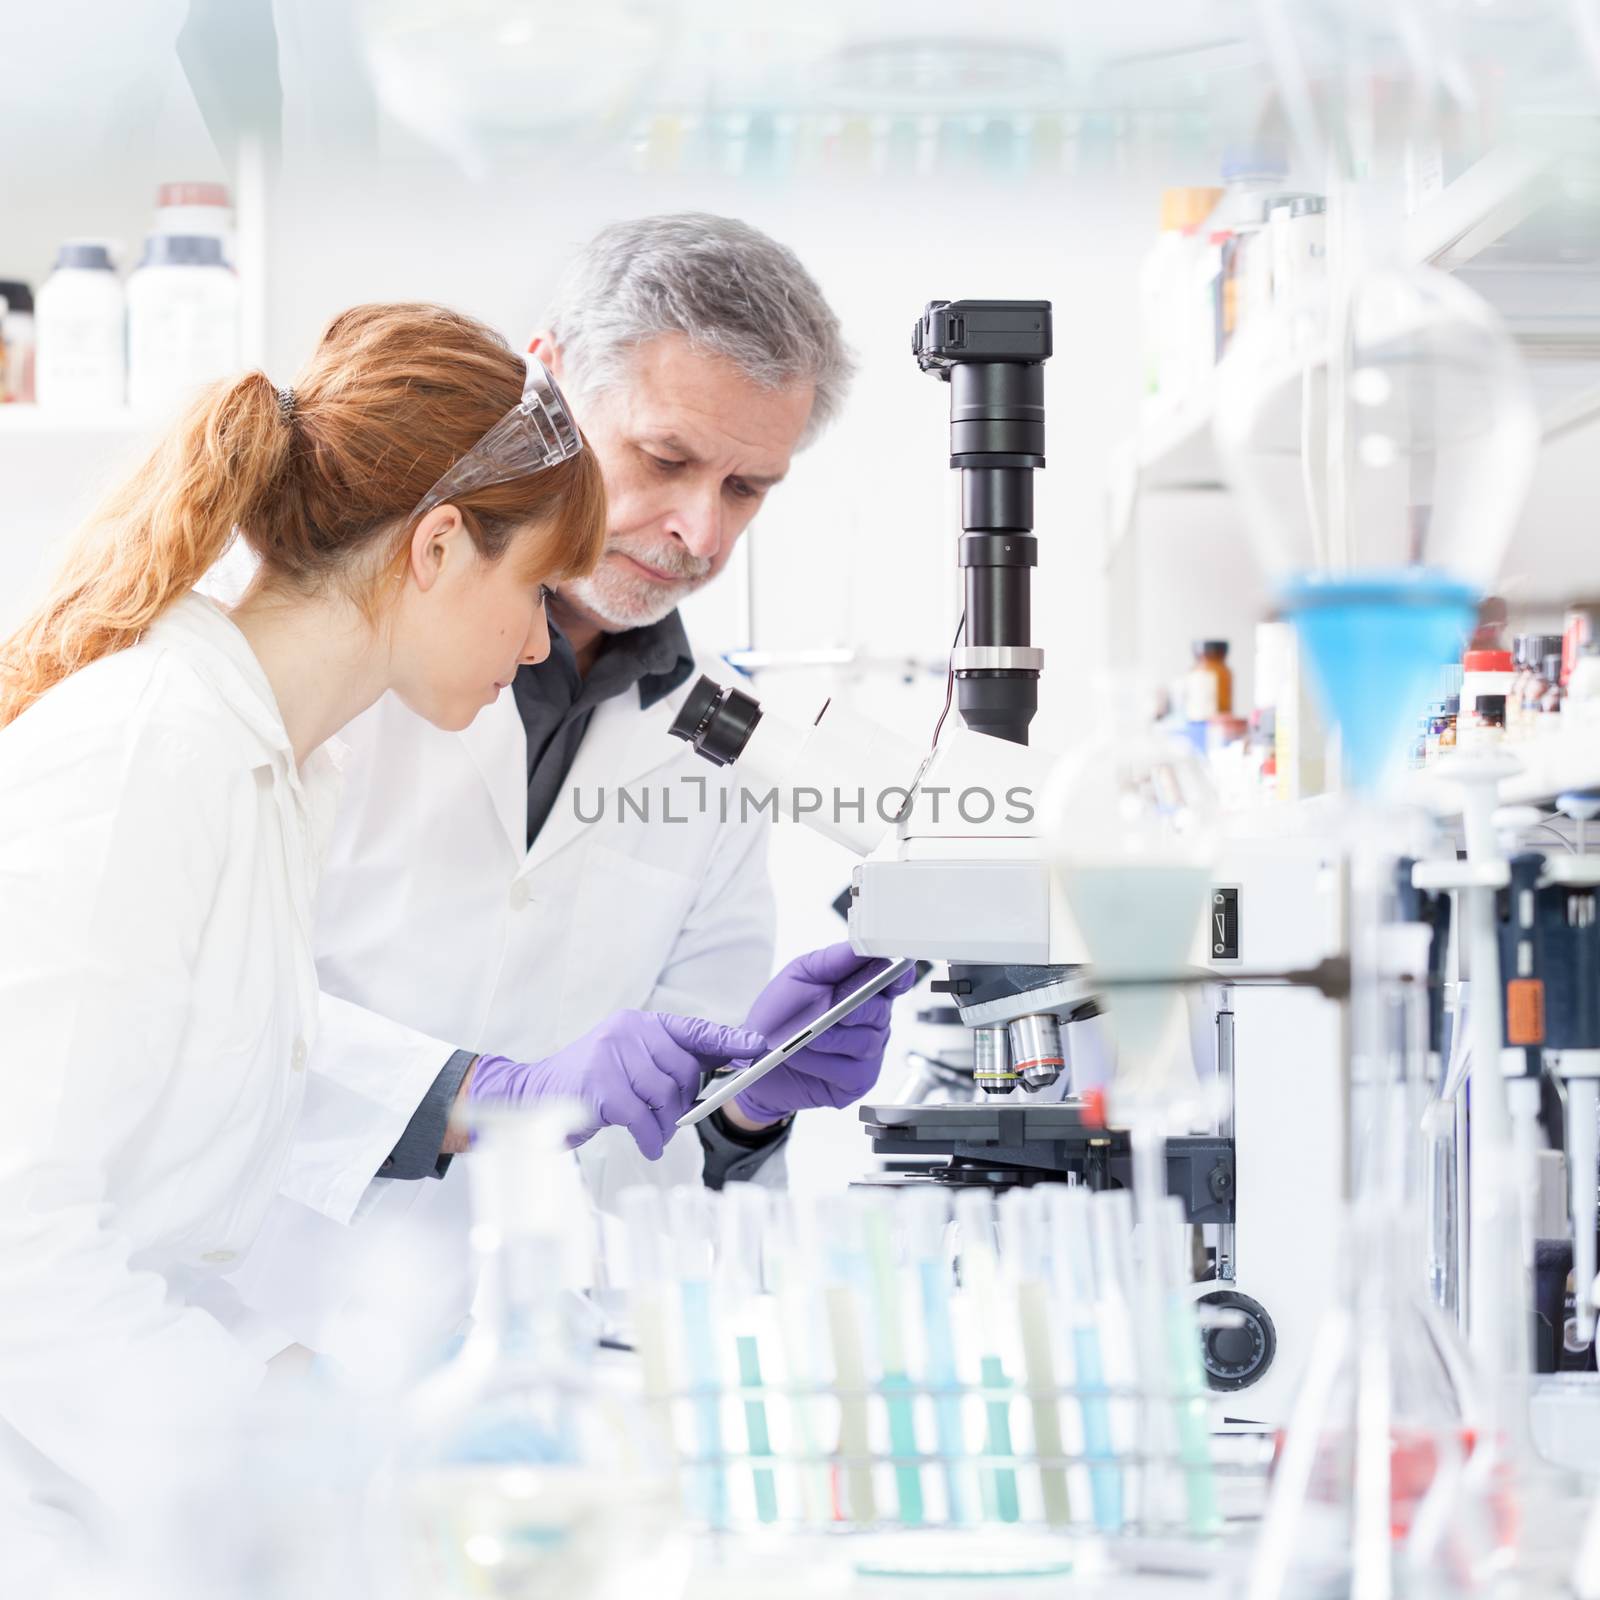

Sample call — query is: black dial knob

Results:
[1196,1290,1276,1392]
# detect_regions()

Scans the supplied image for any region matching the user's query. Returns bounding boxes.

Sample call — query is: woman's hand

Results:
[467,1013,768,1159]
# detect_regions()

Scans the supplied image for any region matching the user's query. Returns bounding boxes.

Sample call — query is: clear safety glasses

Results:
[409,358,584,525]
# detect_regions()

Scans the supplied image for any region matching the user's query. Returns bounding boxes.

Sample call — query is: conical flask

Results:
[388,1102,689,1600]
[1246,968,1512,1600]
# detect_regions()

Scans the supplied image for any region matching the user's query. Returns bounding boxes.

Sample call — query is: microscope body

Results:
[667,296,1348,1421]
[845,728,1081,966]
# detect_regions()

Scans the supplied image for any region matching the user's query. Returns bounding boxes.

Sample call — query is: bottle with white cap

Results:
[34,241,125,412]
[152,181,234,263]
[127,233,240,416]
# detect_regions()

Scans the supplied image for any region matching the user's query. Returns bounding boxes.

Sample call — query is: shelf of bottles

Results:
[1133,142,1600,493]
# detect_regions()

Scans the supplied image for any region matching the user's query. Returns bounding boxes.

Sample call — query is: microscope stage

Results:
[859,1101,1235,1223]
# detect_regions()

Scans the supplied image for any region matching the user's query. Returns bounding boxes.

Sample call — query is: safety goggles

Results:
[408,357,584,525]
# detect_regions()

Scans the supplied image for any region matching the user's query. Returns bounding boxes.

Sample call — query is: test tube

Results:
[902,1188,970,1523]
[816,1195,877,1525]
[667,1187,728,1529]
[719,1183,779,1524]
[954,1189,1019,1524]
[859,1194,925,1525]
[1159,1197,1220,1535]
[768,1198,833,1526]
[999,1188,1072,1526]
[1090,1190,1143,1526]
[1044,1184,1123,1532]
[619,1186,675,1405]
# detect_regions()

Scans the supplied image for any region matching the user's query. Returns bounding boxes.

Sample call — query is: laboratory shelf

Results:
[1131,143,1597,494]
[1498,732,1600,807]
[1402,144,1554,272]
[1410,730,1600,812]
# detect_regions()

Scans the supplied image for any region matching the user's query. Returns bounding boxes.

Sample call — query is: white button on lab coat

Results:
[0,594,339,1550]
[228,664,776,1361]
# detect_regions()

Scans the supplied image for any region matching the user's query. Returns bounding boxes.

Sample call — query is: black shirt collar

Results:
[614,607,696,710]
[527,607,695,715]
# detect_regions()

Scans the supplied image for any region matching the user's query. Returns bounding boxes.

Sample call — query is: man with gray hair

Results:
[227,216,884,1358]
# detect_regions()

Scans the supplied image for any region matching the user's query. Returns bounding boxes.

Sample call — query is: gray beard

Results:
[563,558,704,630]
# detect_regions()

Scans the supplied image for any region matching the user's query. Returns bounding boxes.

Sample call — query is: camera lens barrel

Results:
[922,307,1051,748]
[948,360,1045,460]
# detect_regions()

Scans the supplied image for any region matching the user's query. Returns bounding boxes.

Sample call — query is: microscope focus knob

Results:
[1195,1290,1276,1392]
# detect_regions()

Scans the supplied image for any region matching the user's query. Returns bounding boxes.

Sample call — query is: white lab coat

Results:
[226,664,776,1359]
[0,594,338,1556]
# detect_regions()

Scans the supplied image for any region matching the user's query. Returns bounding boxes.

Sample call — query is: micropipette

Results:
[677,958,916,1128]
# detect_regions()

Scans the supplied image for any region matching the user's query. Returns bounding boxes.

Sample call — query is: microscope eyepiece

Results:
[667,674,763,767]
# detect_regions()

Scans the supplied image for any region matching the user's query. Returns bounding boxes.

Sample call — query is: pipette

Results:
[677,958,916,1128]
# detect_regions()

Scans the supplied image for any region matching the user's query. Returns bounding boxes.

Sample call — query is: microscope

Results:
[670,302,1118,1124]
[669,300,1345,1419]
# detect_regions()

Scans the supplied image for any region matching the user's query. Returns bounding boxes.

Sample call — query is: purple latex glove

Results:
[470,1012,767,1161]
[733,942,919,1125]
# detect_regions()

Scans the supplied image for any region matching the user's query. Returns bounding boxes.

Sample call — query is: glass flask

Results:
[1215,264,1538,591]
[1247,1211,1505,1599]
[388,1103,690,1600]
[1246,939,1517,1599]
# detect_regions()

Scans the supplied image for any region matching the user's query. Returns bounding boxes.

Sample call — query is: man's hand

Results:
[729,943,917,1128]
